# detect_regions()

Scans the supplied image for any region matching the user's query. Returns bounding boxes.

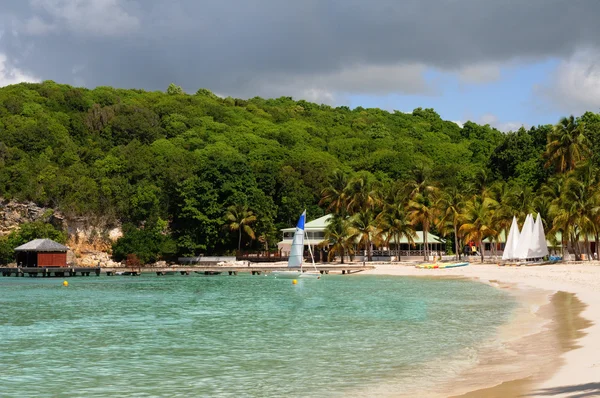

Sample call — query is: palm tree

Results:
[544,115,591,173]
[459,196,496,263]
[436,187,464,260]
[320,170,349,216]
[557,174,599,260]
[322,214,352,263]
[488,181,516,245]
[407,192,438,261]
[224,204,257,252]
[345,173,380,214]
[508,185,535,223]
[532,195,557,249]
[376,203,416,261]
[348,210,378,261]
[404,163,438,200]
[471,169,493,199]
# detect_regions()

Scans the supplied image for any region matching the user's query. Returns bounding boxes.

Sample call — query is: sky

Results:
[1,0,600,131]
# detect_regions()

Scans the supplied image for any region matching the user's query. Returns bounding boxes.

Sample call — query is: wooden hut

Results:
[14,239,68,267]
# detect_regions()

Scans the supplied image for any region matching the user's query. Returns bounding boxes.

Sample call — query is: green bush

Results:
[112,219,176,264]
[0,222,67,264]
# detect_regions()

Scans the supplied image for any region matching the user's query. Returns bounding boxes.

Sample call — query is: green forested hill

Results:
[0,80,593,259]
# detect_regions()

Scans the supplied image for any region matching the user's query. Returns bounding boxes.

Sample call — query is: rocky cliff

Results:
[0,199,122,267]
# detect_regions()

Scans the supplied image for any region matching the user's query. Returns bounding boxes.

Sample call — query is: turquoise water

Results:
[0,274,515,397]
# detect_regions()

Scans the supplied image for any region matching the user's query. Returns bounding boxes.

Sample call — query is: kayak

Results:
[415,262,469,269]
[440,262,469,269]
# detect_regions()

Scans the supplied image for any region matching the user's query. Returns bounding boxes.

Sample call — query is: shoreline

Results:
[361,262,599,398]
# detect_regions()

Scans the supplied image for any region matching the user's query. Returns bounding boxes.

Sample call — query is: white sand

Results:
[362,262,600,397]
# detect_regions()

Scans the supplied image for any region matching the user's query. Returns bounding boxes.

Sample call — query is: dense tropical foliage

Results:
[1,81,600,262]
[0,221,67,264]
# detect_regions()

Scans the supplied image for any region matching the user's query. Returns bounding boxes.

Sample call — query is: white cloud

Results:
[478,113,527,132]
[29,0,140,37]
[538,49,600,114]
[452,120,464,128]
[0,53,39,87]
[457,63,502,84]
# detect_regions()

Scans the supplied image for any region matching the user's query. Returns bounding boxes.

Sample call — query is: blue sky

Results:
[348,59,564,130]
[1,1,600,132]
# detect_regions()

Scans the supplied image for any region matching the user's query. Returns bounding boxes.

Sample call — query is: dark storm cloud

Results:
[1,0,599,99]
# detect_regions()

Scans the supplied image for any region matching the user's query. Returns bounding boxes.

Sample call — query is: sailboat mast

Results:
[304,229,317,271]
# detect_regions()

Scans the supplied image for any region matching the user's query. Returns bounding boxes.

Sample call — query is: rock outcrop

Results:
[0,198,123,267]
[0,199,67,235]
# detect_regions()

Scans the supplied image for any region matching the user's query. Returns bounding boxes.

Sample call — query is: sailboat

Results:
[502,216,521,261]
[272,210,321,279]
[526,213,549,259]
[505,213,549,262]
[514,214,534,260]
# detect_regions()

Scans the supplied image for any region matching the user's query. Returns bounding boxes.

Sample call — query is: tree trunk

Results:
[454,223,459,261]
[386,238,391,262]
[585,237,591,261]
[424,222,429,261]
[571,232,580,259]
[367,238,372,261]
[340,247,345,264]
[479,239,484,263]
[238,228,242,252]
[595,233,599,261]
[397,233,402,261]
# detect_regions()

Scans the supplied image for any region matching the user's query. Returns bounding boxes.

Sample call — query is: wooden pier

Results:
[0,265,374,277]
[0,267,101,277]
[103,265,374,276]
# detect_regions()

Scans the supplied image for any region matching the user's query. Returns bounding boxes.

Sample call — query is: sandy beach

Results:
[362,262,600,398]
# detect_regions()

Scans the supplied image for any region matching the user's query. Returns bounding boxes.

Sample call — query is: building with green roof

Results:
[277,214,445,260]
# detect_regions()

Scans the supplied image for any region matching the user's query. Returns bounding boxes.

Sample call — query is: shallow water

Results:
[0,274,515,397]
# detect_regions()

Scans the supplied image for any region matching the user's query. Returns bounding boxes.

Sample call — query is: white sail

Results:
[287,210,306,268]
[515,214,534,260]
[273,210,321,279]
[526,213,549,259]
[502,216,521,260]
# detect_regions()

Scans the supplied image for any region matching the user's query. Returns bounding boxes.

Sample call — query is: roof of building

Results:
[14,239,68,252]
[388,231,445,244]
[279,212,444,245]
[281,214,332,232]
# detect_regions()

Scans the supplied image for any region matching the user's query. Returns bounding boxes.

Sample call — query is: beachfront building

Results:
[14,239,68,267]
[277,214,445,261]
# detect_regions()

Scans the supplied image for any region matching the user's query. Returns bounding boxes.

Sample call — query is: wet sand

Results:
[362,263,598,397]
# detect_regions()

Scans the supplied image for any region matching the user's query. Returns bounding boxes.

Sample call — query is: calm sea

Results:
[0,274,515,397]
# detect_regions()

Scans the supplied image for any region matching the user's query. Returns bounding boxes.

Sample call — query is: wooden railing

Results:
[236,250,288,262]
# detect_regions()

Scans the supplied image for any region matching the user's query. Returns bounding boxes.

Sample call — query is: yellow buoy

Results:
[292,279,298,285]
[63,280,69,287]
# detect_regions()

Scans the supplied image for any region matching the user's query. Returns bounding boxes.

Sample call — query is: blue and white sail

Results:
[273,210,321,279]
[287,210,306,268]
